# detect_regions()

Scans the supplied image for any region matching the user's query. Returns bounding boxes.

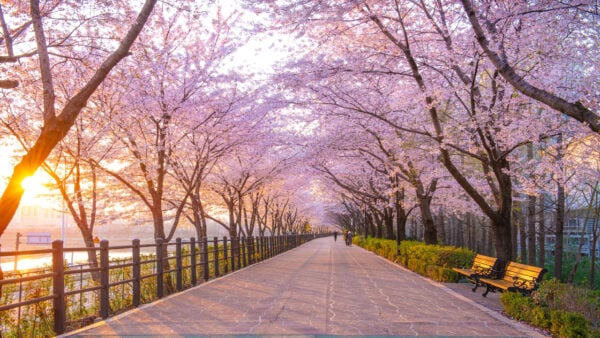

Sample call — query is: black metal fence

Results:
[0,233,320,335]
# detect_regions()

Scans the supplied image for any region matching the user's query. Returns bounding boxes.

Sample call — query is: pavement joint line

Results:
[59,241,311,338]
[360,245,548,338]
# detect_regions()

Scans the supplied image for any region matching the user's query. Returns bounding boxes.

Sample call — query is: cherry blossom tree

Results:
[92,2,246,249]
[458,0,599,131]
[0,0,158,238]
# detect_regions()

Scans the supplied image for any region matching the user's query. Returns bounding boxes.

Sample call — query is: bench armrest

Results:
[473,264,492,276]
[512,276,537,290]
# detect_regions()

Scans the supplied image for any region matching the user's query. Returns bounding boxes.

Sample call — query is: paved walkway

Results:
[65,237,545,337]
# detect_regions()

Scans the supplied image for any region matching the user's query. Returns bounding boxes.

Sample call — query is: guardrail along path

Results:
[67,237,543,337]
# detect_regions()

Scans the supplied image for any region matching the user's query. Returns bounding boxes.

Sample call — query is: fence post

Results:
[240,237,246,268]
[239,237,244,268]
[156,238,164,299]
[222,237,228,274]
[270,236,274,258]
[213,237,220,277]
[258,236,263,261]
[132,239,141,307]
[100,240,109,319]
[202,237,209,281]
[235,237,240,271]
[280,234,284,252]
[277,235,282,255]
[231,237,236,272]
[52,240,66,335]
[176,238,182,291]
[248,236,254,264]
[190,237,197,285]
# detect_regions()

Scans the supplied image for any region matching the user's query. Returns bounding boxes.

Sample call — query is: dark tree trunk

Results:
[384,207,394,240]
[416,180,437,245]
[538,194,546,267]
[526,144,537,265]
[395,191,407,242]
[555,181,565,280]
[519,202,527,262]
[527,193,537,265]
[491,213,513,265]
[419,197,437,244]
[454,215,464,247]
[437,209,446,245]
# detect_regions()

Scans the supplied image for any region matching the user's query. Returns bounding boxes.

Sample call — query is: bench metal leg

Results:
[482,284,492,297]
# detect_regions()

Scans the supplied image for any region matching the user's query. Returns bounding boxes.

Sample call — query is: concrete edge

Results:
[58,240,313,337]
[360,246,548,338]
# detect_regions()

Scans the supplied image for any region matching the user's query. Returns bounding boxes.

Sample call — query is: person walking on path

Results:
[333,231,338,242]
[346,231,353,246]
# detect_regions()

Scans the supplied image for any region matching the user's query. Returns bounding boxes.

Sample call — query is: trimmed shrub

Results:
[501,282,599,337]
[550,310,590,338]
[356,237,472,282]
[501,292,535,322]
[533,279,600,326]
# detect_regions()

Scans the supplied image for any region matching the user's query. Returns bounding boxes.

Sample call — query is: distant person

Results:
[346,231,353,246]
[333,231,338,242]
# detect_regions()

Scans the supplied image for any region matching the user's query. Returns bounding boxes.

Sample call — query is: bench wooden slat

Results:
[479,278,512,290]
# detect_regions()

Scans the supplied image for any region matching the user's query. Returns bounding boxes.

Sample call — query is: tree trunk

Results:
[409,217,417,239]
[437,208,446,244]
[566,229,586,284]
[395,190,407,242]
[466,213,474,250]
[79,226,100,282]
[519,202,527,262]
[538,194,546,267]
[372,210,383,238]
[419,195,437,245]
[555,181,565,281]
[527,144,537,265]
[591,236,597,288]
[527,193,537,265]
[384,207,394,240]
[486,221,493,255]
[454,215,464,247]
[491,213,512,264]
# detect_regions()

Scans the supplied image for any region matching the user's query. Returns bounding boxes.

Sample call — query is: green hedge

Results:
[501,280,600,338]
[398,240,474,282]
[354,236,398,261]
[355,237,474,282]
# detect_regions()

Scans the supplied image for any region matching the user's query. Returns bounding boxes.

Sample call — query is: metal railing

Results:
[0,233,320,335]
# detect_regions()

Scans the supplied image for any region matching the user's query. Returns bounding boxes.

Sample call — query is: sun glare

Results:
[19,172,56,208]
[21,175,45,193]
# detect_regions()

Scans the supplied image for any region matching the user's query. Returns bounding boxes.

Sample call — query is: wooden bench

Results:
[479,261,547,297]
[452,254,500,292]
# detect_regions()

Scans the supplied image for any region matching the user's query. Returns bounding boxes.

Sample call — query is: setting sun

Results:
[19,172,56,208]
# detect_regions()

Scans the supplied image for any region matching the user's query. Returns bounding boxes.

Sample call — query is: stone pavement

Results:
[64,237,546,337]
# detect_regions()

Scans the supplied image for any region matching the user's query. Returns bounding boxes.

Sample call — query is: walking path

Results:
[65,237,545,337]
